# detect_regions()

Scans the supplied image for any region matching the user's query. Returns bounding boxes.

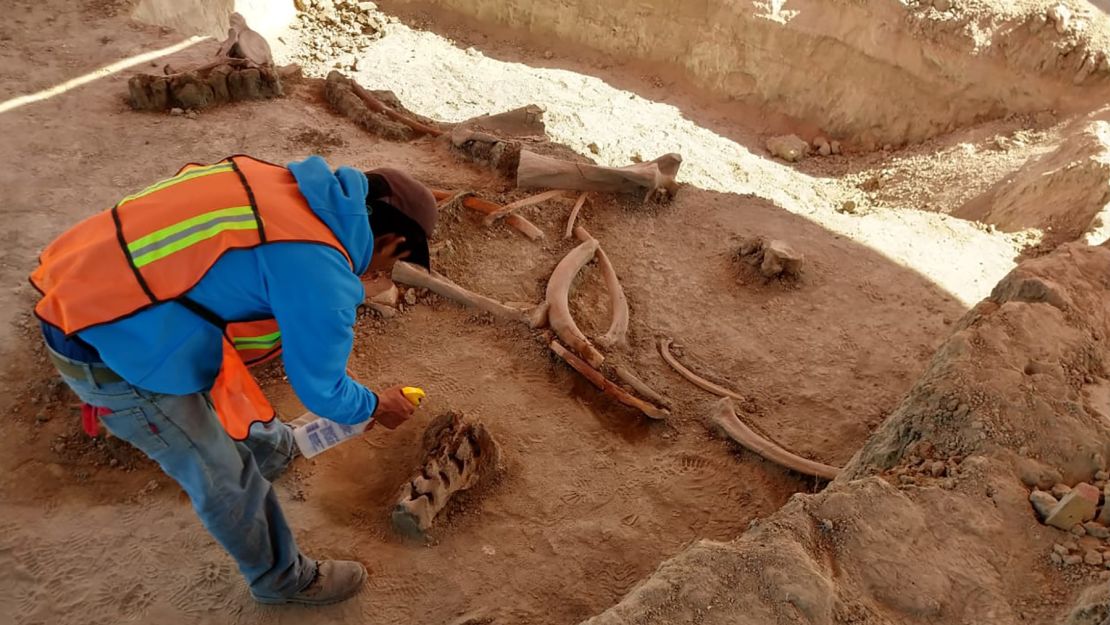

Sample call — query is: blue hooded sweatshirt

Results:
[43,156,378,425]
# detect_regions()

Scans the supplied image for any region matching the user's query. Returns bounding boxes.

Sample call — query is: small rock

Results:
[766,134,809,163]
[1064,553,1084,565]
[1096,470,1108,481]
[752,239,805,279]
[1098,500,1110,525]
[108,458,119,468]
[1072,524,1089,537]
[882,143,893,152]
[763,241,804,277]
[1051,552,1064,565]
[1047,483,1100,530]
[1053,543,1072,556]
[1100,570,1110,581]
[898,474,916,485]
[928,461,947,478]
[184,110,198,120]
[818,143,831,156]
[838,200,857,214]
[35,413,49,423]
[543,50,554,60]
[169,107,184,116]
[587,142,600,155]
[830,140,842,155]
[1030,489,1059,520]
[1048,4,1071,34]
[368,280,398,306]
[1085,521,1110,538]
[1019,459,1063,490]
[404,289,417,306]
[1086,550,1104,565]
[1052,483,1073,499]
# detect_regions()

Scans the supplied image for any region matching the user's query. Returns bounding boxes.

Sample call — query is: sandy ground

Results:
[0,1,1101,624]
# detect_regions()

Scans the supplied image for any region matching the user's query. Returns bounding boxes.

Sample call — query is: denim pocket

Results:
[100,405,170,453]
[56,374,138,409]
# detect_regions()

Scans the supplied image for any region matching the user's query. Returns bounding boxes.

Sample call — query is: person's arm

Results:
[260,244,377,425]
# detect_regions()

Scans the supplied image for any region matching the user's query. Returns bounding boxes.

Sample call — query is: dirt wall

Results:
[132,0,295,40]
[387,0,1110,146]
[957,116,1110,246]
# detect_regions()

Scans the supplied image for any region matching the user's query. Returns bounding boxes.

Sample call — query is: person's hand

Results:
[366,234,411,274]
[371,385,417,430]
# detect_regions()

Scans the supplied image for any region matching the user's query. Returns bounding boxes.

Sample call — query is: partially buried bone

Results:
[217,13,274,67]
[574,226,627,348]
[392,262,547,328]
[545,236,605,367]
[711,398,839,480]
[517,150,682,202]
[549,341,667,419]
[564,193,588,239]
[614,365,671,409]
[392,412,501,538]
[659,337,744,401]
[430,189,544,241]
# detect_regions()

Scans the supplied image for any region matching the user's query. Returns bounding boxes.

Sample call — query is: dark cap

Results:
[364,168,436,270]
[365,168,437,239]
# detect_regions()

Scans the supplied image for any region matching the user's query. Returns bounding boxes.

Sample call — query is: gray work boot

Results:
[259,560,367,606]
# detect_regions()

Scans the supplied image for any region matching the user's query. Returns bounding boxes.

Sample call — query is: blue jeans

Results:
[47,346,317,601]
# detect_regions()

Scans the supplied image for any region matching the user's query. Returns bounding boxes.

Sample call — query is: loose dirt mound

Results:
[583,241,1110,625]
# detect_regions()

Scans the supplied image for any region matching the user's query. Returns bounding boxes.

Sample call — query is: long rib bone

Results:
[483,189,568,226]
[659,338,744,400]
[550,341,667,419]
[392,262,545,328]
[430,189,544,240]
[564,193,588,239]
[574,226,628,348]
[712,398,839,480]
[614,365,671,409]
[546,237,605,367]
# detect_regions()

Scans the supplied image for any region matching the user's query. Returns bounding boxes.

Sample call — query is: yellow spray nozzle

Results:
[402,386,426,407]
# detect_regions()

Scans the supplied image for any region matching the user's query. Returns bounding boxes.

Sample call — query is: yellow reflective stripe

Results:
[118,162,234,206]
[233,331,282,349]
[128,206,254,253]
[131,219,257,268]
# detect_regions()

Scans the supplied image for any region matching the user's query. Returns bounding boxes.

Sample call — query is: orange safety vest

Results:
[227,318,283,367]
[31,155,352,440]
